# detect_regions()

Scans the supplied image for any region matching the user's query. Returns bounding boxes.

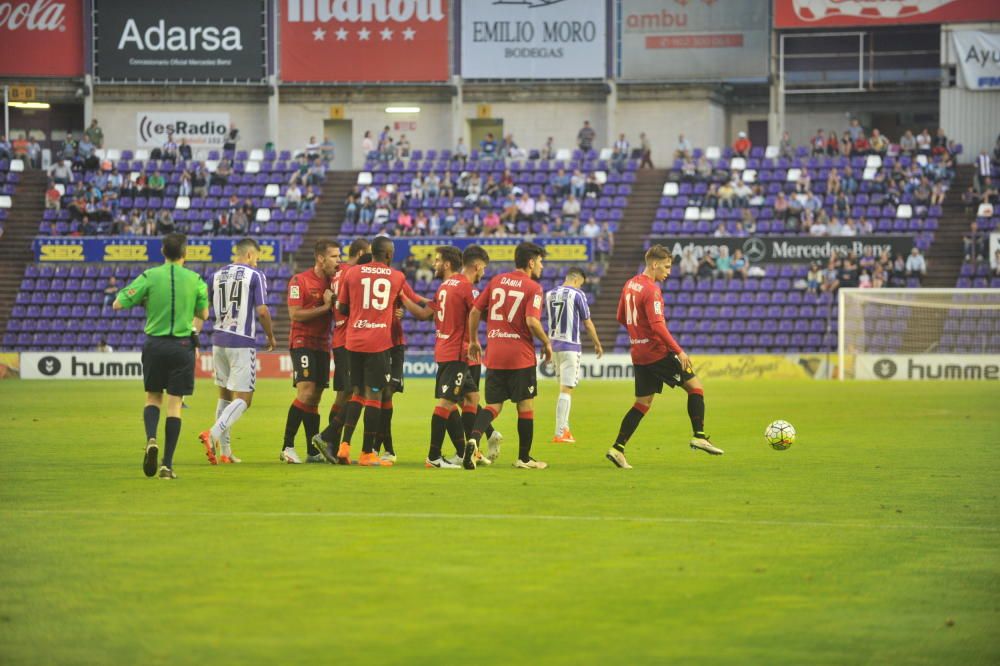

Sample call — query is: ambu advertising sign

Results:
[857,354,1000,381]
[616,0,769,81]
[94,0,266,81]
[461,0,606,79]
[651,235,915,265]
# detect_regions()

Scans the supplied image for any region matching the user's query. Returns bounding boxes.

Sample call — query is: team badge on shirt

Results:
[654,301,662,315]
[290,285,300,299]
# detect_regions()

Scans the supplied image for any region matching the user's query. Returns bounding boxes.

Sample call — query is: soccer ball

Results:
[765,420,795,450]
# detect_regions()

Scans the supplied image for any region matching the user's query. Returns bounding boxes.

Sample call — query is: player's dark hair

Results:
[314,240,339,258]
[235,238,260,255]
[514,241,546,269]
[162,233,187,261]
[463,245,490,267]
[566,266,586,281]
[357,253,373,265]
[645,244,671,264]
[437,245,463,272]
[348,238,371,258]
[371,236,394,262]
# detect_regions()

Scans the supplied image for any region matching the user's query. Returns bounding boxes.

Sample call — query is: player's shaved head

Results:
[462,245,490,267]
[437,245,463,272]
[372,236,395,262]
[162,233,187,261]
[348,238,371,258]
[234,238,260,257]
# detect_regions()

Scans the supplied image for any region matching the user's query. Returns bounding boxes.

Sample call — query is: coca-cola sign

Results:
[775,0,1000,28]
[280,0,450,82]
[0,0,83,76]
[94,0,266,81]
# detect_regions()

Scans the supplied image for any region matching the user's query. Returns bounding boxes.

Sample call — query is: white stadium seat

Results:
[555,148,572,161]
[244,161,260,174]
[264,184,281,197]
[0,195,11,208]
[255,208,271,222]
[699,207,716,221]
[684,206,700,220]
[896,204,913,219]
[249,149,264,161]
[730,157,746,172]
[134,149,149,161]
[865,154,882,169]
[786,168,801,182]
[175,196,190,210]
[94,149,106,160]
[863,167,878,181]
[10,159,24,172]
[54,184,65,195]
[764,145,779,159]
[598,148,613,160]
[977,203,994,218]
[106,149,121,161]
[594,171,607,185]
[705,146,721,161]
[662,182,679,196]
[205,160,218,173]
[742,169,757,183]
[357,172,373,185]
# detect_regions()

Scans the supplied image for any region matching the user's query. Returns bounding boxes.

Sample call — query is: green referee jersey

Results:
[116,262,209,337]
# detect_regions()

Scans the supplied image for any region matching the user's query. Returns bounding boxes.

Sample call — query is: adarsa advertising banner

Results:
[0,0,84,76]
[281,0,449,82]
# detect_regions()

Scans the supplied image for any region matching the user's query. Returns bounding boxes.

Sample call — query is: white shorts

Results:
[554,350,581,388]
[213,347,257,393]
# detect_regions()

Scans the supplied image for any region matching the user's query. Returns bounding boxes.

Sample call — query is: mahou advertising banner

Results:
[775,0,1000,29]
[94,0,267,81]
[0,0,84,76]
[281,0,449,82]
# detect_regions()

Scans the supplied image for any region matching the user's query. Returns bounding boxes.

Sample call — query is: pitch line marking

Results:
[5,509,998,533]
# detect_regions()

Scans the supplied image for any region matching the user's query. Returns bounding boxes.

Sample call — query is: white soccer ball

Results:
[765,420,795,451]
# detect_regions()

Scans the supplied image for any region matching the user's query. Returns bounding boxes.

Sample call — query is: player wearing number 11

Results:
[608,244,723,469]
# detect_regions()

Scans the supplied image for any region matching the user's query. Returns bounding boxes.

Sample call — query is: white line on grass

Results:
[7,509,998,533]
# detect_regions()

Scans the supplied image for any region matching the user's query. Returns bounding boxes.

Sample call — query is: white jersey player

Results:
[198,239,276,464]
[545,267,603,442]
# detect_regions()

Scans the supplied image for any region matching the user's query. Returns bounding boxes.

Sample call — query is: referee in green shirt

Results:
[114,233,209,479]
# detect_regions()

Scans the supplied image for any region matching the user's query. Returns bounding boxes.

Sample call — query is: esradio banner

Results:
[0,0,84,76]
[136,112,230,149]
[280,0,449,82]
[34,237,282,263]
[340,236,594,263]
[774,0,1000,29]
[94,0,267,81]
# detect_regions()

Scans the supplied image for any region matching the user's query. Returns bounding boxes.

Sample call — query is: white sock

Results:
[556,393,571,436]
[213,399,232,455]
[211,399,247,451]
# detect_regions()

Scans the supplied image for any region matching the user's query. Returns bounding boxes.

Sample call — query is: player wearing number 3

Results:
[608,244,723,469]
[466,242,554,470]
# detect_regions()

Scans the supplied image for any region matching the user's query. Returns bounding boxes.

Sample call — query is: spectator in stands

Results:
[535,193,551,223]
[27,137,41,169]
[570,169,586,199]
[714,246,733,279]
[101,276,119,307]
[147,170,165,194]
[441,207,458,234]
[913,178,932,207]
[811,129,826,156]
[931,128,948,157]
[826,129,840,156]
[162,133,178,162]
[703,183,719,209]
[308,158,325,185]
[305,136,322,161]
[679,249,698,278]
[77,135,97,170]
[0,134,12,160]
[680,157,696,182]
[639,132,653,169]
[577,121,595,153]
[397,134,411,158]
[780,131,794,159]
[96,338,113,353]
[717,180,735,208]
[795,167,811,193]
[45,181,61,210]
[454,137,468,165]
[821,256,840,293]
[809,214,828,236]
[499,193,519,227]
[827,215,843,236]
[281,183,301,211]
[806,262,822,295]
[871,262,886,289]
[424,171,440,199]
[60,133,77,161]
[732,131,750,157]
[192,165,209,197]
[482,208,502,235]
[964,221,987,262]
[480,133,498,160]
[379,137,397,163]
[396,210,414,235]
[732,178,752,208]
[596,223,614,262]
[175,170,191,197]
[930,182,946,206]
[84,119,104,149]
[834,190,850,217]
[905,247,927,282]
[410,171,424,200]
[214,159,232,185]
[581,216,600,239]
[516,192,536,222]
[869,128,888,156]
[741,208,757,233]
[731,249,749,280]
[439,170,454,198]
[80,215,98,235]
[915,129,932,156]
[550,168,570,196]
[842,218,859,237]
[840,253,861,289]
[156,209,175,235]
[847,118,863,141]
[362,130,376,159]
[503,134,526,159]
[562,193,581,222]
[612,133,629,173]
[898,129,916,155]
[697,250,716,278]
[301,185,318,213]
[483,173,501,201]
[178,138,192,161]
[224,124,239,153]
[695,155,712,181]
[344,194,358,224]
[853,132,870,156]
[549,215,567,237]
[674,134,692,160]
[840,131,854,157]
[774,191,789,223]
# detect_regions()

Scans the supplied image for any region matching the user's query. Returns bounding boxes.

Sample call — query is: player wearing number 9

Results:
[466,241,554,470]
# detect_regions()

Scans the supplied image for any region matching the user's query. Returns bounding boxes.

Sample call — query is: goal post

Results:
[838,288,1000,380]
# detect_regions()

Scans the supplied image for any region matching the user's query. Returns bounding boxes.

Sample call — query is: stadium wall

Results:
[940,22,1000,162]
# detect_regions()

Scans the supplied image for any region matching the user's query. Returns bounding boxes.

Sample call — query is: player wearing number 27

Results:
[608,244,723,469]
[467,242,554,469]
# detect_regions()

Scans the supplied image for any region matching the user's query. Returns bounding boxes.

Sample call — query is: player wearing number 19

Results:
[608,244,723,470]
[467,241,554,470]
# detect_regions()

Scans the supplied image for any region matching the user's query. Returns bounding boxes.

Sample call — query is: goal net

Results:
[838,288,1000,380]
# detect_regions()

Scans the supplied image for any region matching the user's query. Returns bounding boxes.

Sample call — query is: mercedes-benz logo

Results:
[742,237,767,263]
[873,358,897,379]
[38,355,61,377]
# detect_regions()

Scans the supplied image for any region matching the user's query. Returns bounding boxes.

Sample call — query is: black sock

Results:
[517,413,533,462]
[303,411,321,455]
[615,404,648,449]
[283,403,304,449]
[328,404,341,428]
[470,407,495,442]
[688,392,705,435]
[380,403,394,455]
[362,403,381,453]
[163,416,181,468]
[462,409,477,439]
[446,409,466,455]
[324,399,360,444]
[143,405,160,441]
[429,407,449,460]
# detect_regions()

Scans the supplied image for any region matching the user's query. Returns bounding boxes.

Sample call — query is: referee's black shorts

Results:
[142,335,196,396]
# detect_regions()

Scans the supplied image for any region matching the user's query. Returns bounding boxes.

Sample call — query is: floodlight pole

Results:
[3,85,8,139]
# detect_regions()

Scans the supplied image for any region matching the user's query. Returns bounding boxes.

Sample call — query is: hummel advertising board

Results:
[649,235,915,265]
[857,354,1000,381]
[94,0,266,81]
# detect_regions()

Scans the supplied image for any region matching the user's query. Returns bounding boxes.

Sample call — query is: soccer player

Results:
[424,244,490,469]
[281,240,340,464]
[466,241,554,470]
[198,238,277,464]
[545,267,603,443]
[114,233,209,480]
[608,244,723,469]
[329,236,428,466]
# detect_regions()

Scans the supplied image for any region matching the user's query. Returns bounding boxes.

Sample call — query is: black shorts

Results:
[634,353,696,397]
[435,360,480,401]
[142,336,195,396]
[332,346,350,392]
[468,364,482,393]
[349,349,391,393]
[290,348,330,388]
[389,345,405,393]
[484,367,537,405]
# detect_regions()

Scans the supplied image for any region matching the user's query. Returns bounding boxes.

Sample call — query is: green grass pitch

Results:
[1,377,998,664]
